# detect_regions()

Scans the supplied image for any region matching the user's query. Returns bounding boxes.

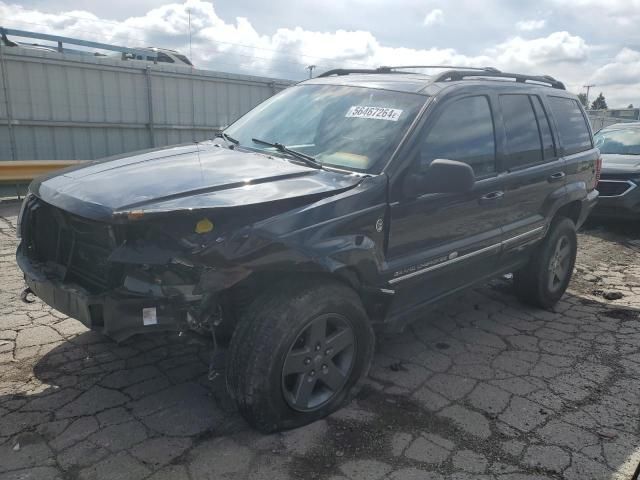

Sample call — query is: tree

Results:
[628,104,634,108]
[577,93,588,108]
[591,92,608,110]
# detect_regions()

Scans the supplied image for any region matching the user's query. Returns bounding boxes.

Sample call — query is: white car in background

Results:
[122,47,193,67]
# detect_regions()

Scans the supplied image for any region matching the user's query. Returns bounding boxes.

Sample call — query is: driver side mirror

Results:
[404,159,475,197]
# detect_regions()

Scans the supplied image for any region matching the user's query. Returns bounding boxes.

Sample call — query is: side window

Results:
[548,97,592,155]
[156,52,175,63]
[531,96,555,160]
[500,94,542,169]
[174,54,193,66]
[421,96,496,177]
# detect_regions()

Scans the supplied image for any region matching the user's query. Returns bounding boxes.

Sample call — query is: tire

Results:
[513,217,577,309]
[226,278,375,432]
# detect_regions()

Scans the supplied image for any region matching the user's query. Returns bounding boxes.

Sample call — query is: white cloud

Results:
[587,49,640,105]
[492,31,589,67]
[0,0,638,106]
[551,0,640,24]
[516,19,546,31]
[423,8,444,26]
[590,48,640,86]
[0,1,478,76]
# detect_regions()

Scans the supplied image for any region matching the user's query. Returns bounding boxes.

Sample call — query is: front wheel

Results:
[226,279,375,432]
[513,217,578,309]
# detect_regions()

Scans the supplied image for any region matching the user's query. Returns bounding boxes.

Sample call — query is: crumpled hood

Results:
[30,142,363,221]
[601,153,640,175]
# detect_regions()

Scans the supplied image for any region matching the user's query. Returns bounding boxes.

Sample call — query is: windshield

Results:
[594,128,640,155]
[224,84,426,173]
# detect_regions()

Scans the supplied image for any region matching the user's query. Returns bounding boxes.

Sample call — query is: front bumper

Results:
[17,246,193,342]
[590,181,640,220]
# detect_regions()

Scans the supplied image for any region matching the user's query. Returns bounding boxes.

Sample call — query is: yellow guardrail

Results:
[0,160,85,182]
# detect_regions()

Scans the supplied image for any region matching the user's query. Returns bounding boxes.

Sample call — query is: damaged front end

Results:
[16,173,376,342]
[16,196,260,342]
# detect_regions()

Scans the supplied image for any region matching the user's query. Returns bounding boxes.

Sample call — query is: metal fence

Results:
[0,46,293,161]
[587,109,640,132]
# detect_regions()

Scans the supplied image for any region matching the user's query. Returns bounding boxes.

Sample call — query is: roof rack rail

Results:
[382,65,501,73]
[0,26,153,58]
[316,66,566,90]
[317,67,393,77]
[317,65,500,78]
[434,69,566,90]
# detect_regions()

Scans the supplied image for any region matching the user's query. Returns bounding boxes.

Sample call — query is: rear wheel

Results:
[226,279,374,432]
[514,217,577,309]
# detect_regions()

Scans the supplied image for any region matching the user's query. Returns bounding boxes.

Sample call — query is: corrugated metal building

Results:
[0,46,293,161]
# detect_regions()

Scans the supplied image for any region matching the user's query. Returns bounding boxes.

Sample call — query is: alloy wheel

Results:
[548,235,572,293]
[281,313,356,412]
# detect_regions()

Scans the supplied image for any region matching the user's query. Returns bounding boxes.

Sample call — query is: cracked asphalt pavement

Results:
[1,199,639,480]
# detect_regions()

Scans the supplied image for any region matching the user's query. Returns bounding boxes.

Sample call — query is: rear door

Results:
[496,93,564,264]
[546,96,598,201]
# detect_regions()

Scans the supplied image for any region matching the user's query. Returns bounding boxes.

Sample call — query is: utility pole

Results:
[583,84,595,108]
[188,9,193,69]
[306,65,316,78]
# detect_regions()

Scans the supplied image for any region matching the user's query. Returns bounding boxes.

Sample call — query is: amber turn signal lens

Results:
[195,218,214,234]
[127,210,145,220]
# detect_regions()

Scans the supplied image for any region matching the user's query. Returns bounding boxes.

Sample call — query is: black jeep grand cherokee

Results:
[17,66,599,431]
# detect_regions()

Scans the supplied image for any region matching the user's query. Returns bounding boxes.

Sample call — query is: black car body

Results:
[17,67,599,430]
[591,122,640,219]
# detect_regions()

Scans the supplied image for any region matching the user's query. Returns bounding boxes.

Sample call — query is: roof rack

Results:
[434,69,566,90]
[383,65,501,73]
[317,65,499,78]
[0,26,153,58]
[317,67,393,77]
[316,65,565,90]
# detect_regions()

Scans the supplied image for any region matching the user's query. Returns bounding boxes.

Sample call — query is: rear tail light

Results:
[592,154,602,190]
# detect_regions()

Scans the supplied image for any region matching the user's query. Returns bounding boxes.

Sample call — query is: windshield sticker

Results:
[345,106,403,121]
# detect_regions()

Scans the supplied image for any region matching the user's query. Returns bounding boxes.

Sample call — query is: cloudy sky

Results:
[3,0,640,106]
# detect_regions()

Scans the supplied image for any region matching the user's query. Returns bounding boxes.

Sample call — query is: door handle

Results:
[479,191,504,204]
[548,171,566,183]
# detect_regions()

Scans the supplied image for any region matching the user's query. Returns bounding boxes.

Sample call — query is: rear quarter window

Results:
[548,97,592,155]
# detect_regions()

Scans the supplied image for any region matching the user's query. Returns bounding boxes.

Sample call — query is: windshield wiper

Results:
[251,138,322,169]
[214,131,239,147]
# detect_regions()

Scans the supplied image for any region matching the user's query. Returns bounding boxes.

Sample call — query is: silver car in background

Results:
[592,122,640,219]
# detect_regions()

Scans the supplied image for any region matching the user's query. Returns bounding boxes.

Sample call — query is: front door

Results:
[385,94,505,318]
